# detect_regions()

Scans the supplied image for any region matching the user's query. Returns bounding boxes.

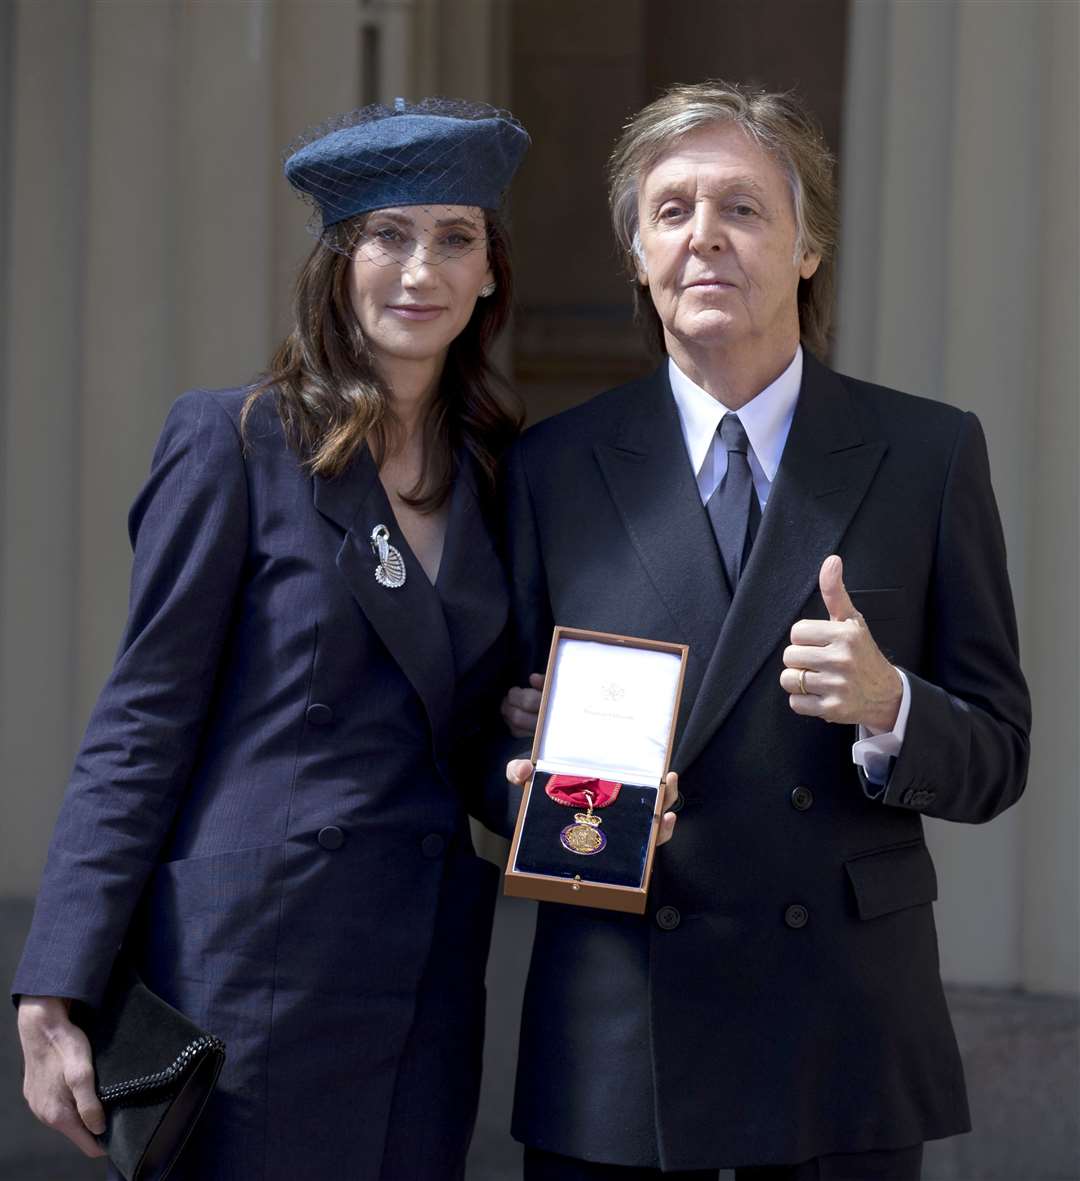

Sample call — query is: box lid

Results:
[535,635,683,786]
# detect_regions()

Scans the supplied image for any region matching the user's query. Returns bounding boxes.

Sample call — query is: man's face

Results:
[635,122,820,360]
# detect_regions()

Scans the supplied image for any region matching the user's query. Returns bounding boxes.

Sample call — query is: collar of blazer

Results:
[597,352,888,775]
[312,443,506,752]
[430,451,509,684]
[593,366,733,742]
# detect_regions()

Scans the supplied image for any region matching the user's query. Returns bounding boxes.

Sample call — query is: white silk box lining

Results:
[535,638,683,788]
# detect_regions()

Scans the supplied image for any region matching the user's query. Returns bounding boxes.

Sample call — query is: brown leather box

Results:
[504,626,688,914]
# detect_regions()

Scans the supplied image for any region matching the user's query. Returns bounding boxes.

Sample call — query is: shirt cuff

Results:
[851,669,911,789]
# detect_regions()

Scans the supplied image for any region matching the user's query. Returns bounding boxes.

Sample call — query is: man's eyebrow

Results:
[716,176,769,195]
[646,174,771,199]
[702,178,772,200]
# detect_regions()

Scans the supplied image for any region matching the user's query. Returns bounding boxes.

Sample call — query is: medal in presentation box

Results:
[504,626,688,913]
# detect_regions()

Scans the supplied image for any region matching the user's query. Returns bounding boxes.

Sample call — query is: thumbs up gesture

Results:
[780,555,903,730]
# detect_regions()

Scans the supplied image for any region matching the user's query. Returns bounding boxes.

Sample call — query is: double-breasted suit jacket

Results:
[14,388,511,1180]
[503,353,1030,1171]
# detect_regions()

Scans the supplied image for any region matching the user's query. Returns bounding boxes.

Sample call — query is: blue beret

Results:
[284,101,530,229]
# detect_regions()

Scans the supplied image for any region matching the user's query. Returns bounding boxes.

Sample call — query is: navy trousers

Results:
[523,1144,924,1181]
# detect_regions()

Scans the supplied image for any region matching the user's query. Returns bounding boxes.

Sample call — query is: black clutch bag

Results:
[73,963,225,1181]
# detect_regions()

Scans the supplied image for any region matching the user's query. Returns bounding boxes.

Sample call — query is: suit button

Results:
[784,903,809,929]
[421,833,445,859]
[317,825,345,851]
[306,703,333,726]
[791,785,814,811]
[655,905,681,931]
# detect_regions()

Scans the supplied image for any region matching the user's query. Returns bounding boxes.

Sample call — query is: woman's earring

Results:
[479,282,496,297]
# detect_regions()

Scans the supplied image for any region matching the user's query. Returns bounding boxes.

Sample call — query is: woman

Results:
[15,98,530,1180]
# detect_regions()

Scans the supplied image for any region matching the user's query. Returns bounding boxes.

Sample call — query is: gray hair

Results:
[608,80,838,357]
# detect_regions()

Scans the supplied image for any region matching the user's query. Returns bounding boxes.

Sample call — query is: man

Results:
[499,81,1030,1181]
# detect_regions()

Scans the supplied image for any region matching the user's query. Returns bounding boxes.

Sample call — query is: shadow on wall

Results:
[3,895,1078,1180]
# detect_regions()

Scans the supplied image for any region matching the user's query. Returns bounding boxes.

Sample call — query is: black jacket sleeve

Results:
[875,411,1031,821]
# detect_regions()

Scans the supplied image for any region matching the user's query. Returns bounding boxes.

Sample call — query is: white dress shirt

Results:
[667,348,909,788]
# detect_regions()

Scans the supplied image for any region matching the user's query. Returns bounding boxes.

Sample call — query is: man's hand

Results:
[500,673,545,738]
[506,761,680,847]
[17,995,107,1158]
[655,772,680,845]
[780,555,903,731]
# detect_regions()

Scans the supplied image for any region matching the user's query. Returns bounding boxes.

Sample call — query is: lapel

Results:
[435,450,509,680]
[673,354,888,772]
[313,446,456,750]
[593,365,731,731]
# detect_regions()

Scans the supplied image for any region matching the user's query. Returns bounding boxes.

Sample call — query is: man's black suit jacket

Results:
[503,352,1030,1171]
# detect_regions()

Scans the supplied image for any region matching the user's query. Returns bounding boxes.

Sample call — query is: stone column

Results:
[1020,0,1079,995]
[75,0,282,718]
[836,0,1078,992]
[75,0,185,722]
[0,0,91,896]
[271,0,359,337]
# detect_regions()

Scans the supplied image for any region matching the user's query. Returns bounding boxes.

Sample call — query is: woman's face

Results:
[348,204,494,372]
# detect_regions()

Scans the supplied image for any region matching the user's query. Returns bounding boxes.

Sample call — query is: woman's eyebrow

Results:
[370,210,415,227]
[370,210,481,231]
[432,215,483,230]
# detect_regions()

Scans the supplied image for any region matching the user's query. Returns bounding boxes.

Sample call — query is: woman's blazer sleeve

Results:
[12,390,250,1006]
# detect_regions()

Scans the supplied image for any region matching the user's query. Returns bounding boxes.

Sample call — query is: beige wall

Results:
[1,0,1075,995]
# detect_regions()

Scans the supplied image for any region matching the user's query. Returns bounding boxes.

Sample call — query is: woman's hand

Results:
[505,763,681,847]
[17,995,107,1158]
[500,673,545,738]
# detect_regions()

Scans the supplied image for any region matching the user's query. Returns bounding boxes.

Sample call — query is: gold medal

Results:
[558,791,608,856]
[546,779,620,858]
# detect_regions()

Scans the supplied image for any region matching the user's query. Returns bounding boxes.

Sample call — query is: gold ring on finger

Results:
[798,668,808,696]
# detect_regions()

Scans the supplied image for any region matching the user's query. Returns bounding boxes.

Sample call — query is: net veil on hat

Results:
[284,96,530,257]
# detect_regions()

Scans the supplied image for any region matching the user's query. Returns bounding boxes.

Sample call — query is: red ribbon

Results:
[545,775,622,809]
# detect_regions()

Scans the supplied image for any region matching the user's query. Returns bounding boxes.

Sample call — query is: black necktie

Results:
[706,413,761,591]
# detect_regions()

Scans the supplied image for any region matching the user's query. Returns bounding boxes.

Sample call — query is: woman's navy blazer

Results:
[13,388,511,1179]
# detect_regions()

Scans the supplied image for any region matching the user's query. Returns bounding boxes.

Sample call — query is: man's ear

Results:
[632,235,649,287]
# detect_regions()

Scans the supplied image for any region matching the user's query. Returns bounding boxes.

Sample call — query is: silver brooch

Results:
[370,524,406,589]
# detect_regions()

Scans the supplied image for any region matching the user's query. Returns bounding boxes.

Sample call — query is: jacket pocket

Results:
[844,839,937,920]
[144,842,287,978]
[848,587,906,621]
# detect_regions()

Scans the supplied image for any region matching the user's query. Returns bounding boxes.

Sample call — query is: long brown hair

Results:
[243,210,522,511]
